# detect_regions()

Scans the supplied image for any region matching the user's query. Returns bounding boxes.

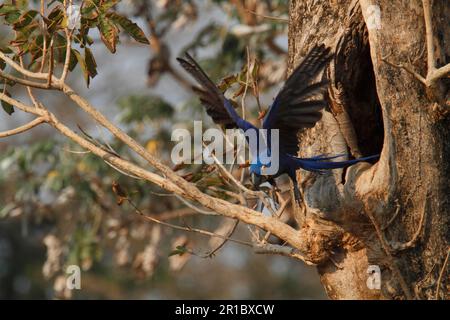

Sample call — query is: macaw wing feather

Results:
[262,44,332,154]
[177,53,236,128]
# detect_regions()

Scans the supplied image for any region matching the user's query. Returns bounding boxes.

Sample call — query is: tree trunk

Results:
[288,0,449,300]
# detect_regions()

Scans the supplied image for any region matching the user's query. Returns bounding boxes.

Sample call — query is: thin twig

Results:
[422,0,435,70]
[39,0,47,73]
[47,38,54,87]
[0,93,47,116]
[0,79,312,257]
[0,70,52,89]
[126,198,253,248]
[435,248,450,300]
[206,219,240,257]
[254,243,315,265]
[241,46,251,120]
[175,194,218,215]
[389,198,427,252]
[60,0,72,83]
[0,51,51,80]
[262,196,291,242]
[17,52,41,108]
[104,159,144,180]
[0,117,46,138]
[62,148,91,154]
[382,200,401,231]
[244,9,289,22]
[381,57,426,84]
[381,1,450,89]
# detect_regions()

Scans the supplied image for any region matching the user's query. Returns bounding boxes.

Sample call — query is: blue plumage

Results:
[177,45,379,203]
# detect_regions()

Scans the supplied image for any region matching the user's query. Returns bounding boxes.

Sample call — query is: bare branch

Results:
[381,1,450,90]
[0,70,54,90]
[254,243,315,265]
[174,195,218,216]
[39,0,47,73]
[0,93,47,116]
[429,63,450,83]
[0,51,52,81]
[422,0,435,70]
[381,57,426,85]
[206,219,240,257]
[60,0,72,85]
[60,33,72,83]
[262,196,291,242]
[0,117,46,138]
[127,198,254,248]
[244,9,289,23]
[47,38,55,87]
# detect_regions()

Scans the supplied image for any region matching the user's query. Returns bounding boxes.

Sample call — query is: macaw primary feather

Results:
[177,44,379,204]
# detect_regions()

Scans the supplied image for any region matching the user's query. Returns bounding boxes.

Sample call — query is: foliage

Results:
[0,0,290,298]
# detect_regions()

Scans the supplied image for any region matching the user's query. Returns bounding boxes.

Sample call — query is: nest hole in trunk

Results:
[330,14,384,159]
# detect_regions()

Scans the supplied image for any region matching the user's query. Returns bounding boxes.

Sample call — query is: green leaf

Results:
[1,90,14,115]
[44,6,64,33]
[107,12,149,45]
[5,11,21,24]
[49,32,65,64]
[101,0,120,12]
[68,48,79,71]
[0,4,19,15]
[169,245,188,257]
[97,16,119,53]
[71,48,98,87]
[73,49,90,87]
[13,10,38,29]
[84,47,97,79]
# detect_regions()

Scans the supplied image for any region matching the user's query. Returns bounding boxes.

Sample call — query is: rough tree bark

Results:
[288,0,449,299]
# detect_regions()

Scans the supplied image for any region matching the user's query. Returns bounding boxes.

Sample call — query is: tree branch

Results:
[127,197,254,248]
[0,93,47,116]
[0,117,46,138]
[254,243,315,265]
[381,1,449,90]
[0,70,54,90]
[0,51,52,81]
[0,92,312,256]
[422,0,435,71]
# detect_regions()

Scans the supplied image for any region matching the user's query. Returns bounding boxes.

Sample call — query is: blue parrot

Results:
[177,44,378,204]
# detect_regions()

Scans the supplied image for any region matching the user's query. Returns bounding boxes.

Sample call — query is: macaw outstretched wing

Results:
[262,44,332,154]
[177,53,255,132]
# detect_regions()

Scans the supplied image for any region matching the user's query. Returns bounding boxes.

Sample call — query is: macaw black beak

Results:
[251,173,264,189]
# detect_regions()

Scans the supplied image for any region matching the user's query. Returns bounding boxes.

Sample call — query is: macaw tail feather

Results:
[291,154,379,173]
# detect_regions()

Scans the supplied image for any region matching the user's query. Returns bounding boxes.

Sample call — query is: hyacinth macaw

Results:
[177,44,378,203]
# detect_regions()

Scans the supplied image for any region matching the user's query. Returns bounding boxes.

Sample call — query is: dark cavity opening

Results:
[330,11,384,159]
[347,42,384,157]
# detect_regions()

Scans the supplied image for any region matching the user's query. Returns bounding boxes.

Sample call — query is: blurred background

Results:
[0,0,326,299]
